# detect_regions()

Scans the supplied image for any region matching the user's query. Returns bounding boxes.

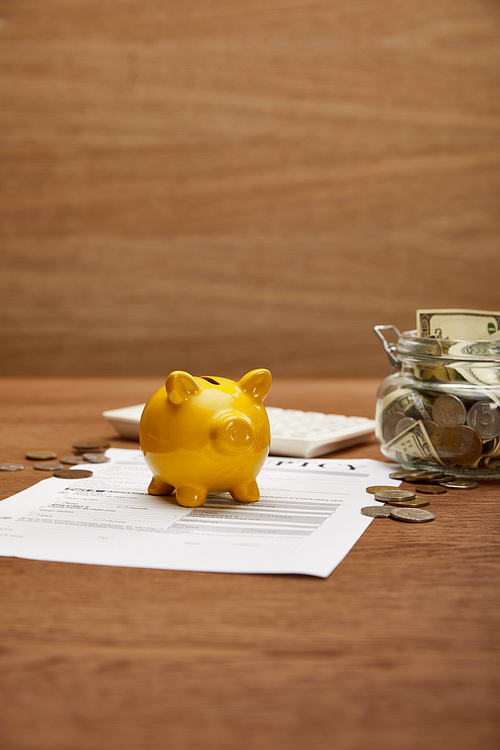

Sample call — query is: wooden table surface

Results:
[0,377,498,750]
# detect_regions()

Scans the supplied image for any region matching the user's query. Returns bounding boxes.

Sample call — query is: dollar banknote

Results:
[417,309,500,340]
[384,420,444,466]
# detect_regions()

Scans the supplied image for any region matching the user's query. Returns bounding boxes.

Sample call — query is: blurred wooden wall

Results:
[1,0,499,377]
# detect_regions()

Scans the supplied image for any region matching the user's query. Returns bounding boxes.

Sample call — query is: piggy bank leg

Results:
[147,477,175,496]
[229,480,260,503]
[176,486,208,507]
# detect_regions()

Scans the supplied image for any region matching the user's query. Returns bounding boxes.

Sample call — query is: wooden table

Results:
[0,378,498,750]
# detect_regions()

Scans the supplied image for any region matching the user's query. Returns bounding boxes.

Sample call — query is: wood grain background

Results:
[1,0,499,377]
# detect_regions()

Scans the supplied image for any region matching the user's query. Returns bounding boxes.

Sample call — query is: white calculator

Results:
[265,407,375,457]
[103,404,375,458]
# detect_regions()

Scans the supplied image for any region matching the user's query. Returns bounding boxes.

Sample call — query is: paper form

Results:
[0,449,399,577]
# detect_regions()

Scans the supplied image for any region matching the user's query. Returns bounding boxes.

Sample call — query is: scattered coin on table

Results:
[374,489,416,502]
[439,479,479,489]
[82,453,111,463]
[363,459,485,522]
[432,473,456,483]
[361,506,392,518]
[389,469,427,480]
[413,484,447,495]
[72,441,109,454]
[60,455,86,465]
[365,485,398,494]
[0,463,25,471]
[25,450,57,461]
[389,507,436,523]
[33,462,65,471]
[385,496,430,508]
[403,472,445,484]
[53,469,93,479]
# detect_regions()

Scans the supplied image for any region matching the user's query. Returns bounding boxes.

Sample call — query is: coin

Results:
[361,506,392,518]
[53,469,93,479]
[394,417,417,435]
[429,427,449,459]
[73,447,108,456]
[413,484,447,495]
[385,496,430,508]
[25,450,57,461]
[402,471,445,483]
[466,401,500,439]
[72,441,109,453]
[0,463,25,471]
[439,479,479,489]
[374,489,416,501]
[365,485,399,494]
[60,455,86,465]
[440,425,482,466]
[482,438,499,456]
[33,462,65,471]
[432,394,467,428]
[389,470,429,480]
[82,453,110,463]
[422,420,439,439]
[382,412,406,442]
[389,507,435,523]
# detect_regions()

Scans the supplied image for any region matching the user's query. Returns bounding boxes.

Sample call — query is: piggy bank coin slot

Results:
[201,376,220,385]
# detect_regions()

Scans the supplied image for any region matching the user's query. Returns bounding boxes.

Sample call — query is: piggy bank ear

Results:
[165,371,202,405]
[238,369,272,401]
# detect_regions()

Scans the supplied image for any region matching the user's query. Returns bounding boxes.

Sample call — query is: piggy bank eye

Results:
[212,415,255,454]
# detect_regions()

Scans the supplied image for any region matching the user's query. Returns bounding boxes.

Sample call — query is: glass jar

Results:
[374,325,500,479]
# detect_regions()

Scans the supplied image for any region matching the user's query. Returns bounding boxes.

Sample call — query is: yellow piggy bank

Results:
[139,369,272,507]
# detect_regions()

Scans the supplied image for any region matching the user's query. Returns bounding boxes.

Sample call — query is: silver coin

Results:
[394,417,417,435]
[60,455,86,465]
[466,401,500,439]
[33,462,65,471]
[389,507,435,523]
[439,479,479,489]
[382,412,406,442]
[0,463,25,471]
[361,506,392,518]
[82,453,110,463]
[432,394,467,428]
[374,489,416,501]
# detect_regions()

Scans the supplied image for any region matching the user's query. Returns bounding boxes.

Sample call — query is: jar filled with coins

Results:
[374,325,500,478]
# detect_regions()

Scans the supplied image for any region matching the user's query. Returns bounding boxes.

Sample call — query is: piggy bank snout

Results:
[211,414,255,454]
